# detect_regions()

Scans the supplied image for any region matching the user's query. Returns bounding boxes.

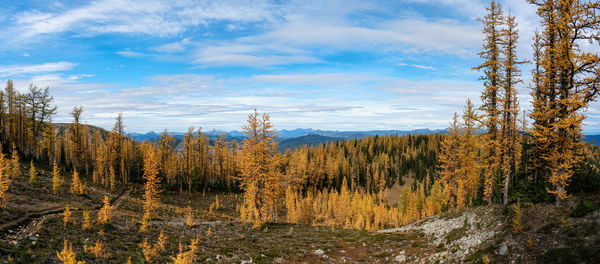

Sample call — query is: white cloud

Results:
[0,71,483,131]
[406,0,486,19]
[397,63,437,70]
[6,0,484,68]
[116,51,147,58]
[251,73,371,84]
[0,61,76,78]
[189,15,481,67]
[11,0,278,39]
[151,38,192,53]
[5,70,600,133]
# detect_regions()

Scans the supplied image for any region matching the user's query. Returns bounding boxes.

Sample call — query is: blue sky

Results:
[2,0,600,133]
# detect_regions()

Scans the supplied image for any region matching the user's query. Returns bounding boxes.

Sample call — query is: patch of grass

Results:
[539,221,560,233]
[442,211,462,220]
[537,246,600,264]
[570,198,596,218]
[341,236,359,242]
[411,241,428,248]
[373,251,392,258]
[464,246,495,263]
[445,226,468,243]
[371,233,410,243]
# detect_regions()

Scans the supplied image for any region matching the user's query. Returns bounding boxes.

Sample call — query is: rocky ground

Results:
[1,163,599,263]
[379,197,600,263]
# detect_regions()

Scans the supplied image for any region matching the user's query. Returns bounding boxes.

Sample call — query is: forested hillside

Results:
[284,134,443,192]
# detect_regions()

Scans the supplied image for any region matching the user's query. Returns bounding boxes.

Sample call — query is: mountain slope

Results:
[378,196,600,263]
[278,134,343,151]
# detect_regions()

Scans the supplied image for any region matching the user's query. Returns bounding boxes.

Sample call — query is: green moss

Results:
[445,226,468,243]
[464,246,495,263]
[537,246,600,263]
[373,251,393,258]
[570,198,596,218]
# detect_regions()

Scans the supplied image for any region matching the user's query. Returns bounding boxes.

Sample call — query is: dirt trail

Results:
[0,188,130,243]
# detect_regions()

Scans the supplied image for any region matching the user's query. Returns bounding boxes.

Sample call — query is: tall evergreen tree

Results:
[474,0,505,204]
[499,14,525,205]
[528,0,600,203]
[237,110,282,227]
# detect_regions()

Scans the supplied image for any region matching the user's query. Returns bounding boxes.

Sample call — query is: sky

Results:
[1,0,600,133]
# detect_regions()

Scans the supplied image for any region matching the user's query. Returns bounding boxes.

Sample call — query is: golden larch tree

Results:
[63,205,73,227]
[56,240,85,264]
[52,161,61,194]
[70,171,84,195]
[528,0,600,203]
[28,160,36,185]
[82,210,92,229]
[236,110,283,227]
[475,0,504,204]
[168,237,200,264]
[97,195,113,224]
[10,145,20,180]
[459,100,482,207]
[0,148,11,208]
[84,240,111,259]
[140,144,161,232]
[499,14,525,205]
[139,231,168,262]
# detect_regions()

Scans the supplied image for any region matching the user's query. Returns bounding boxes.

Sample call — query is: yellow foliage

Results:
[28,160,36,185]
[182,205,194,227]
[528,0,600,203]
[157,231,168,251]
[63,205,74,227]
[109,166,116,190]
[52,161,61,194]
[84,240,111,258]
[0,149,11,208]
[139,231,168,263]
[56,240,85,264]
[438,102,480,210]
[82,210,92,229]
[236,110,282,227]
[92,170,99,184]
[168,237,200,264]
[286,177,448,230]
[10,145,20,179]
[140,145,161,232]
[70,171,84,195]
[511,201,523,234]
[209,195,220,213]
[474,0,504,205]
[97,195,113,225]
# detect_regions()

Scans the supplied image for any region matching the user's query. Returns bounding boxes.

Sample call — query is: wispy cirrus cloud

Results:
[116,50,147,58]
[150,38,192,53]
[397,63,437,70]
[11,0,278,40]
[0,61,76,78]
[188,14,481,67]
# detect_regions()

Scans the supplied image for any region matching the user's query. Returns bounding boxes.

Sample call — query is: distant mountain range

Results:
[583,135,600,145]
[126,128,448,141]
[125,128,600,151]
[125,128,449,151]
